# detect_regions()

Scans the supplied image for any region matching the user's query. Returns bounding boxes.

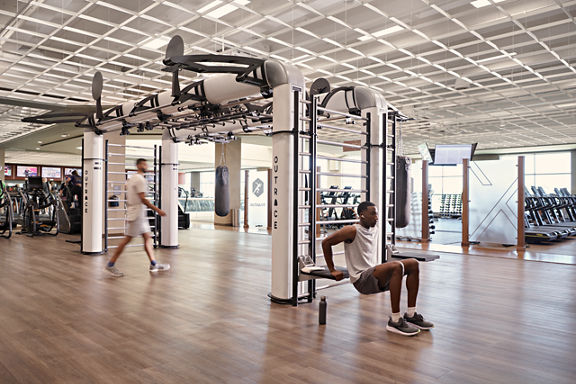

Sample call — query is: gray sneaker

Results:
[105,265,124,277]
[404,312,434,330]
[149,263,170,273]
[386,317,420,336]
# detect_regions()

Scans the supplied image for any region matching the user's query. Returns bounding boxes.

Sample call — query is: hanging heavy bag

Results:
[215,165,230,217]
[395,156,411,228]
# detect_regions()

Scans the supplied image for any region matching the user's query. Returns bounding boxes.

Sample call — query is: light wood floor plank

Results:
[0,227,575,383]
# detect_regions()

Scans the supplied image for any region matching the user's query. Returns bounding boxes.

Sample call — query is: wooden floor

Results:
[0,227,575,384]
[400,238,576,265]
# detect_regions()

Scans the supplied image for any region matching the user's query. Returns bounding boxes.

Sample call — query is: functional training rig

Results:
[26,34,436,301]
[289,94,438,305]
[103,142,160,252]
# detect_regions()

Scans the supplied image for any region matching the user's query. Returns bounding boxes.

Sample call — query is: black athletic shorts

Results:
[352,266,390,295]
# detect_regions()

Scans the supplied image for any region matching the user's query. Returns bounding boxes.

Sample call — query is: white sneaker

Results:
[149,263,170,273]
[105,265,124,277]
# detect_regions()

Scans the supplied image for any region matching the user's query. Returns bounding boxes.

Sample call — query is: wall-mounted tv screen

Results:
[4,165,12,177]
[64,168,82,176]
[16,166,38,178]
[42,167,62,179]
[433,144,477,165]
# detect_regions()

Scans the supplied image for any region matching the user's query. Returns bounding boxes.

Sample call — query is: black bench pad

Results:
[300,266,349,280]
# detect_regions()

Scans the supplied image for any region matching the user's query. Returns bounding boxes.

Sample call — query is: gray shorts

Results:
[353,266,391,295]
[126,218,151,238]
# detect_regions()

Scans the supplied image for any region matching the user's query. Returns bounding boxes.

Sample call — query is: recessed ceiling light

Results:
[35,147,40,150]
[471,0,506,8]
[61,134,69,137]
[476,52,517,63]
[76,146,82,150]
[38,141,43,144]
[198,0,223,13]
[358,25,404,41]
[141,36,171,50]
[202,0,249,19]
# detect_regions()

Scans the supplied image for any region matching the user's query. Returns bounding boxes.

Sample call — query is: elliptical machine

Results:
[19,177,60,237]
[0,179,13,239]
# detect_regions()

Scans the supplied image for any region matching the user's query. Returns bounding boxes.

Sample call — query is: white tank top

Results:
[344,224,378,283]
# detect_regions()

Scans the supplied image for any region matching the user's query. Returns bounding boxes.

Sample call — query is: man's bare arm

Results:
[138,192,166,216]
[321,226,356,280]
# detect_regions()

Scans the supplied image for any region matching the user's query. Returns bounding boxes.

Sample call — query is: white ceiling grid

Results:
[0,0,574,152]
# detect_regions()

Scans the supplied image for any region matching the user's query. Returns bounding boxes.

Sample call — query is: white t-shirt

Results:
[344,224,379,283]
[126,173,147,222]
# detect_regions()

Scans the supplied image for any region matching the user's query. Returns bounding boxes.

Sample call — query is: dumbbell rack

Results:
[439,193,462,218]
[427,189,436,236]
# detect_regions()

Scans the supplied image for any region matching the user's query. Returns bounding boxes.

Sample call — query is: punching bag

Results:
[215,165,230,217]
[395,156,411,228]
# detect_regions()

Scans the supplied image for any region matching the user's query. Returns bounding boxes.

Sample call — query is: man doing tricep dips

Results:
[322,201,434,336]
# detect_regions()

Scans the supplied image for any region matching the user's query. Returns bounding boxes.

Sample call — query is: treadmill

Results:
[558,188,576,220]
[541,187,576,227]
[523,212,560,243]
[525,189,574,237]
[531,187,576,233]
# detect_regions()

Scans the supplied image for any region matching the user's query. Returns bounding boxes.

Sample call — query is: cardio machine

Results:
[177,186,191,229]
[527,187,576,235]
[19,177,60,237]
[57,179,82,234]
[0,180,14,239]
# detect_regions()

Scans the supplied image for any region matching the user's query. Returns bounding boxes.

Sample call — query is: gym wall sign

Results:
[272,156,279,230]
[252,178,264,198]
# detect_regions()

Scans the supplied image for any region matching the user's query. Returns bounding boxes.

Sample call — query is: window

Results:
[429,164,463,194]
[502,152,571,194]
[199,171,215,198]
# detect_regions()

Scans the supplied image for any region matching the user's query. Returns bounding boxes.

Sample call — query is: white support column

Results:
[270,83,300,303]
[363,105,386,263]
[160,129,179,248]
[82,129,104,255]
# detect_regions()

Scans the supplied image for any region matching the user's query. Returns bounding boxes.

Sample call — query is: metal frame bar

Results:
[365,112,372,203]
[317,123,367,135]
[317,139,365,150]
[382,112,389,263]
[292,89,301,306]
[391,112,397,248]
[155,144,159,249]
[316,155,367,164]
[316,106,367,120]
[308,94,318,302]
[104,140,109,252]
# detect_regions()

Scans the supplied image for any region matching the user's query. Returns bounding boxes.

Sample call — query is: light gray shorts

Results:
[353,266,391,295]
[126,218,151,238]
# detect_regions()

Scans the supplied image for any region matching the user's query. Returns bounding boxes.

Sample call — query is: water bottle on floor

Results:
[319,296,327,325]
